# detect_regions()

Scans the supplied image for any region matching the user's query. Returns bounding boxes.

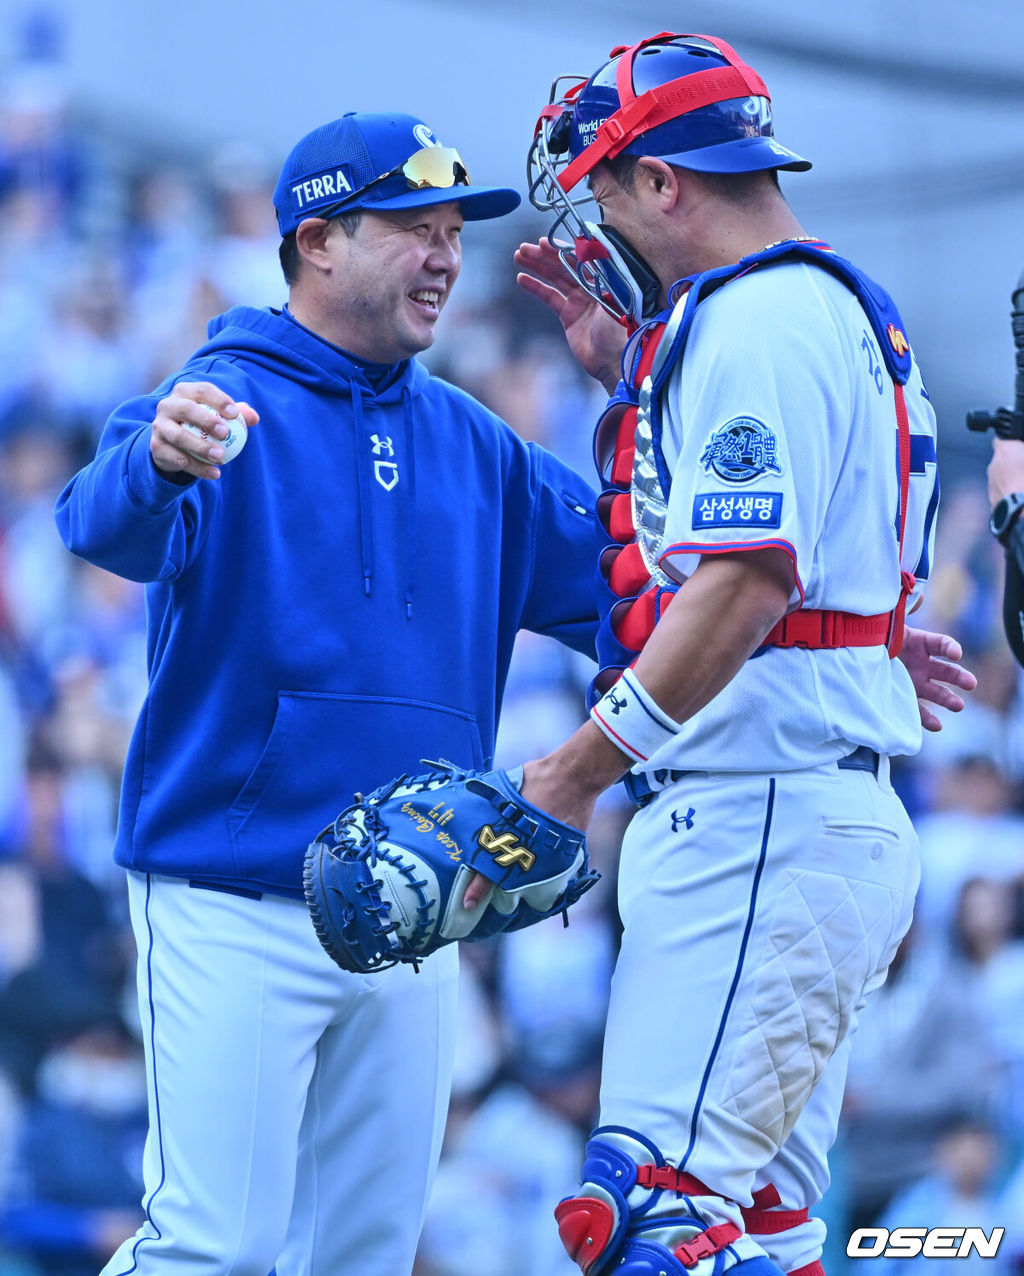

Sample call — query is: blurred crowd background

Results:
[0,7,1023,1275]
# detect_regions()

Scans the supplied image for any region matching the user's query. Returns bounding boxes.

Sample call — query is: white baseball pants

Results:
[101,872,458,1276]
[599,759,919,1252]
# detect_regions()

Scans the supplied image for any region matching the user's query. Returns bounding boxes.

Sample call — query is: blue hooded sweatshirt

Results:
[55,306,601,898]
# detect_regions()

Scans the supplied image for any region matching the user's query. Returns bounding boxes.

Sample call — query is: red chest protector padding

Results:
[593,320,681,676]
[597,257,915,669]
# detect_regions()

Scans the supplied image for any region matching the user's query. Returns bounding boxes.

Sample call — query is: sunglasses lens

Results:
[401,146,470,189]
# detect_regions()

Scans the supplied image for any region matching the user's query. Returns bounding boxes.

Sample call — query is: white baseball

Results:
[183,403,247,463]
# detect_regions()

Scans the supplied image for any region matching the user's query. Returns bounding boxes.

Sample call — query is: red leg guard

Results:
[790,1261,825,1276]
[555,1196,616,1274]
[742,1184,810,1238]
[742,1205,810,1234]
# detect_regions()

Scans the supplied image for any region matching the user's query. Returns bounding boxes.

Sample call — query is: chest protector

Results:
[588,240,916,707]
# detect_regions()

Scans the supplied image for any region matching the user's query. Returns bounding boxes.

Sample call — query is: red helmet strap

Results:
[557,32,770,193]
[614,33,678,107]
[614,32,763,108]
[608,31,678,61]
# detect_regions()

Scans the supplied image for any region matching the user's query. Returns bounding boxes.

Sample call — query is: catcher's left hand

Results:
[304,761,600,973]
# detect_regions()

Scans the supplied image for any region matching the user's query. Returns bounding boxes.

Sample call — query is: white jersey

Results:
[643,260,938,775]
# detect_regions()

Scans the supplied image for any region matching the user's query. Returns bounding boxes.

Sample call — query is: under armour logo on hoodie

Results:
[370,436,399,490]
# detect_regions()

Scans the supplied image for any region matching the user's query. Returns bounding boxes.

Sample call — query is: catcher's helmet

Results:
[564,33,810,185]
[527,32,811,326]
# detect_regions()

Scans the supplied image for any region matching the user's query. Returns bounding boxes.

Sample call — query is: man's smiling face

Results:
[317,202,464,362]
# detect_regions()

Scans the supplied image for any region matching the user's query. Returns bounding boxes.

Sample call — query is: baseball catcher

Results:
[304,761,599,972]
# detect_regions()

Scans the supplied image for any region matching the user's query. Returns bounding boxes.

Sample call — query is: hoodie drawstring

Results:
[402,385,416,620]
[352,385,374,596]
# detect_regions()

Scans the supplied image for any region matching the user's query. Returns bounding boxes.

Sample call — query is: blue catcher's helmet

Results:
[565,33,810,181]
[527,32,811,326]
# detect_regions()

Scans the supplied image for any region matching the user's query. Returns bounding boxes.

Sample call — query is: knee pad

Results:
[615,1244,788,1276]
[554,1126,785,1276]
[554,1126,661,1271]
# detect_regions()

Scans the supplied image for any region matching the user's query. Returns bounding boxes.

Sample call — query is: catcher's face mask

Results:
[526,32,811,329]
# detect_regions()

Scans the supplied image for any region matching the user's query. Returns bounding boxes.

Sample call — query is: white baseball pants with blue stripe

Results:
[598,759,919,1269]
[101,872,458,1276]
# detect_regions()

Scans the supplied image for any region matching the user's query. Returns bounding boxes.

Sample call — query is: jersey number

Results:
[861,332,885,396]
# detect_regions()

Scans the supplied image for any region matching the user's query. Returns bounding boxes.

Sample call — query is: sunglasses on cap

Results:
[319,145,471,218]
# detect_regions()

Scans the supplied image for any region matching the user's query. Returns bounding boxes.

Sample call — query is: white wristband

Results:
[590,668,680,764]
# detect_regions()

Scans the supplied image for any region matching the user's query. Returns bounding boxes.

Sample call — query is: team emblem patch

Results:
[887,323,909,355]
[700,417,782,484]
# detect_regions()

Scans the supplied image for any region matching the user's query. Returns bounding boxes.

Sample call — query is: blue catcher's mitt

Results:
[303,761,599,973]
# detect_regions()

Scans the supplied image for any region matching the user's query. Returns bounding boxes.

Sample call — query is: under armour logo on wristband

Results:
[590,668,679,765]
[670,808,695,832]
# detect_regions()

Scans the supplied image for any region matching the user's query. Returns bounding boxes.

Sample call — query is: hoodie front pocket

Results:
[226,691,484,883]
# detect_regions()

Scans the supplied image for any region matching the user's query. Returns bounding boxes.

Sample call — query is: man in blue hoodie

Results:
[55,112,601,1276]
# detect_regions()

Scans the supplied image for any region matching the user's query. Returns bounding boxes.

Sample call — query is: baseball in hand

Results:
[183,404,247,463]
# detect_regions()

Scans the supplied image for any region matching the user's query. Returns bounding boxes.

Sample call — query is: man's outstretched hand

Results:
[899,627,977,732]
[515,237,628,394]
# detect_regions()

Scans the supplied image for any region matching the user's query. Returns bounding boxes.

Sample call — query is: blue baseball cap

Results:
[274,112,521,235]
